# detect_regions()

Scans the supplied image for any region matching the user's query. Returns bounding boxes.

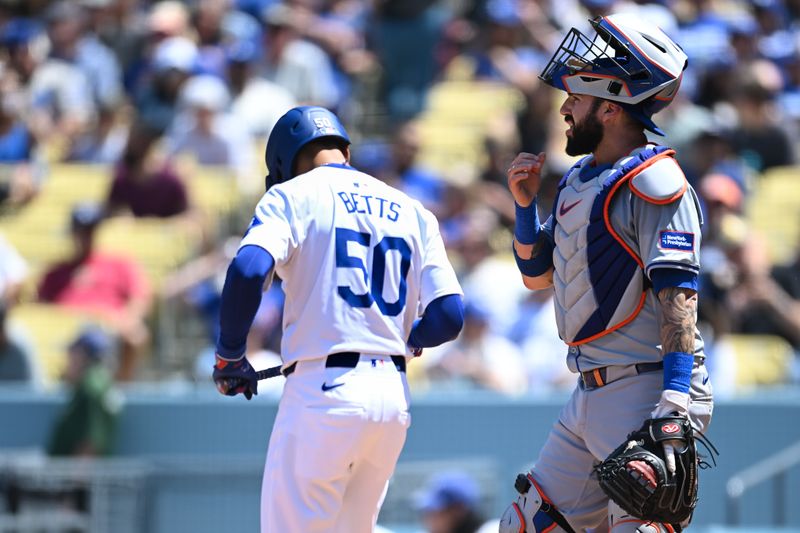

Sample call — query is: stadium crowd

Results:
[0,0,799,404]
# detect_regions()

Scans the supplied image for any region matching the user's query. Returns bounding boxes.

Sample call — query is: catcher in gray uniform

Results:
[499,13,715,533]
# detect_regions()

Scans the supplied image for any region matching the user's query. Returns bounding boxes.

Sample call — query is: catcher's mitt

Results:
[595,416,717,525]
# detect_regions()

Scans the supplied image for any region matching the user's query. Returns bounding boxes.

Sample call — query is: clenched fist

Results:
[507,152,546,207]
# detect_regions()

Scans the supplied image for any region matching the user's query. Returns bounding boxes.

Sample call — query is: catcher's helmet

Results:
[540,13,687,135]
[265,106,351,189]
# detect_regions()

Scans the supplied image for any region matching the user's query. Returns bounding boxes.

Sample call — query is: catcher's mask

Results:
[540,13,687,135]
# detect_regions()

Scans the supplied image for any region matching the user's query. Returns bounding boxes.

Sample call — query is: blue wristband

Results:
[514,200,540,245]
[663,352,693,393]
[512,239,554,277]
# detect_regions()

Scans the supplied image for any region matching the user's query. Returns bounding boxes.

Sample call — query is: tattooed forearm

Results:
[657,287,698,354]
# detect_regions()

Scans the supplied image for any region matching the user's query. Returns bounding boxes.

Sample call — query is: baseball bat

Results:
[256,365,283,381]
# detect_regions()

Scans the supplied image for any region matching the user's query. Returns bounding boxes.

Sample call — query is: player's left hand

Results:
[650,389,690,475]
[213,354,258,400]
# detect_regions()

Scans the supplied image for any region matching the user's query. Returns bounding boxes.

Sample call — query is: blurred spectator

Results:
[148,0,192,40]
[0,233,27,317]
[471,0,544,92]
[507,290,576,393]
[0,18,42,85]
[227,40,297,139]
[0,234,38,386]
[44,1,123,112]
[414,471,496,533]
[778,53,800,123]
[455,209,528,335]
[47,326,121,457]
[80,0,149,78]
[0,68,36,163]
[681,123,752,190]
[166,74,255,183]
[260,3,339,107]
[107,121,188,218]
[38,203,152,381]
[476,132,519,230]
[424,301,527,395]
[66,103,130,164]
[726,235,800,350]
[728,69,795,172]
[0,302,37,385]
[696,172,746,340]
[371,0,447,122]
[672,0,731,73]
[696,169,800,353]
[135,35,198,134]
[752,0,795,65]
[379,121,445,214]
[766,236,800,348]
[291,0,374,87]
[18,19,95,147]
[123,0,192,95]
[191,0,230,78]
[0,64,41,207]
[160,234,285,387]
[516,83,553,156]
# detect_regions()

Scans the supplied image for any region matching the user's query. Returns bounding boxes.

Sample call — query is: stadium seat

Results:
[747,166,800,264]
[9,304,106,384]
[187,166,241,227]
[416,81,524,182]
[0,164,110,272]
[725,334,795,388]
[95,217,196,285]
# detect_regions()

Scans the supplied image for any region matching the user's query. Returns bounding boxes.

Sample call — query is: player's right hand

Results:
[507,152,546,207]
[213,354,258,400]
[650,389,690,475]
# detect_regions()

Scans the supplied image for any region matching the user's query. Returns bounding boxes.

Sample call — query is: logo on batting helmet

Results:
[540,13,688,135]
[264,106,351,190]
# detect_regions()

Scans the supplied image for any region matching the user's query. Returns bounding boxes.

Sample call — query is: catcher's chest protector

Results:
[552,145,675,344]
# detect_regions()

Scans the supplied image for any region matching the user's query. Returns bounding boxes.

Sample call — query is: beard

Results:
[565,109,604,156]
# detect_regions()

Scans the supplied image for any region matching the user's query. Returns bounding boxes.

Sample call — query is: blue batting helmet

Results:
[540,13,687,135]
[264,106,351,189]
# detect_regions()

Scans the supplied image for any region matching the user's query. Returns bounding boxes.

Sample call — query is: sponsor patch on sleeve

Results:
[658,230,694,252]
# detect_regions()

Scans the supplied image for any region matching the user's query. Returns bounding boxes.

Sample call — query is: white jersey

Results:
[239,163,463,364]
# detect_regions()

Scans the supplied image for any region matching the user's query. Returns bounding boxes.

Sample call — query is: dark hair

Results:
[122,121,161,168]
[301,136,349,155]
[597,97,645,132]
[293,137,349,174]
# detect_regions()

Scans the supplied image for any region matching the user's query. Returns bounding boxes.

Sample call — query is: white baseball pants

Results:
[260,354,411,533]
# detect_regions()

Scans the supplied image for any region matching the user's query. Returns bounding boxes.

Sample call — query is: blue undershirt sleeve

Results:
[216,245,275,359]
[650,268,698,294]
[407,294,464,349]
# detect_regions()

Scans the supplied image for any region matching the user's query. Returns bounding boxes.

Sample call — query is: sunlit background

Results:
[0,0,799,531]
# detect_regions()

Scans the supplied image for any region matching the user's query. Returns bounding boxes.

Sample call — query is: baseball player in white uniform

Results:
[212,106,464,533]
[499,14,713,533]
